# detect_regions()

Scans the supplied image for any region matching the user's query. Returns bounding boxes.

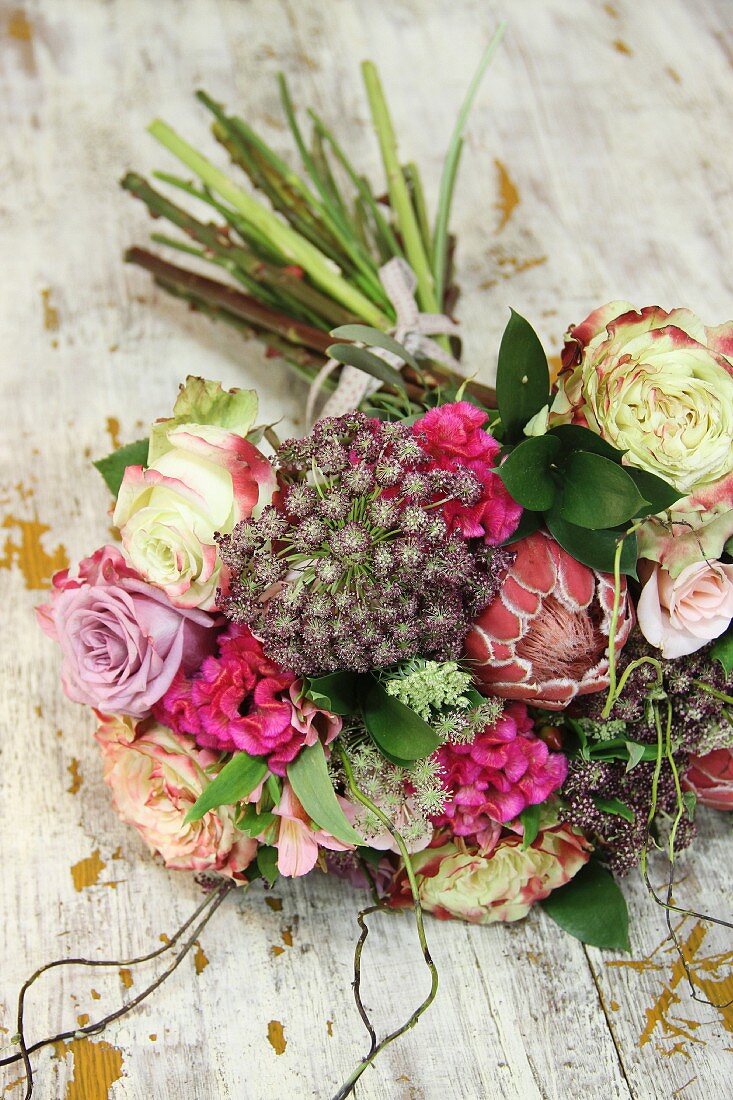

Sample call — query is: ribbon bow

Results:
[306,257,463,428]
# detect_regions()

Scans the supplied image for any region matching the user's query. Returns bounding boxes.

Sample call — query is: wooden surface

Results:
[1,1,733,1097]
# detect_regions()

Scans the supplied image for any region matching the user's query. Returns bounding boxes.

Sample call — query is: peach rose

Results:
[637,559,733,658]
[95,716,256,877]
[683,749,733,811]
[390,824,590,925]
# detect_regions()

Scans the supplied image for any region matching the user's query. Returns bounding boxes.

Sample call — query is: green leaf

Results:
[495,310,550,441]
[541,862,631,952]
[549,424,624,461]
[520,804,541,849]
[496,435,561,511]
[235,803,276,837]
[330,325,421,373]
[362,677,441,763]
[557,452,648,530]
[624,466,683,516]
[545,512,638,576]
[500,508,542,546]
[185,752,268,823]
[287,741,364,845]
[93,439,149,498]
[593,796,635,823]
[303,671,362,716]
[624,740,649,772]
[710,628,733,676]
[257,845,279,886]
[682,790,697,821]
[327,342,407,394]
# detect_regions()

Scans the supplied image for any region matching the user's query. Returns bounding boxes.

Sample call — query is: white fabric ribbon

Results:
[305,257,463,428]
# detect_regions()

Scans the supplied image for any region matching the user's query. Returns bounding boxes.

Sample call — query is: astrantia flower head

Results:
[217,410,514,676]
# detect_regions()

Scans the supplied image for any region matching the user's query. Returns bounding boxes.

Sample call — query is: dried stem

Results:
[1,881,236,1097]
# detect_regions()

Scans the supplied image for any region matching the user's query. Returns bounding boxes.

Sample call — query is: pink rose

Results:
[637,559,733,658]
[683,749,733,811]
[95,716,257,876]
[114,422,276,609]
[37,546,216,718]
[390,824,591,924]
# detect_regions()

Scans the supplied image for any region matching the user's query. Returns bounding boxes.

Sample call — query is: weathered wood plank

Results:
[0,0,732,1097]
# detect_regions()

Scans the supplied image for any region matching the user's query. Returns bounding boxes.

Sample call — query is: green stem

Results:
[334,748,439,1100]
[692,680,733,706]
[433,25,505,305]
[601,536,626,718]
[361,61,438,314]
[148,119,389,327]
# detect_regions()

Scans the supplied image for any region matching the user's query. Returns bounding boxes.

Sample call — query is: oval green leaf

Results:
[496,434,561,511]
[326,342,407,394]
[495,309,551,441]
[623,466,684,516]
[558,452,648,530]
[287,740,364,845]
[550,424,624,461]
[303,671,362,716]
[541,861,631,952]
[362,677,441,762]
[545,511,638,576]
[330,325,421,372]
[186,751,268,823]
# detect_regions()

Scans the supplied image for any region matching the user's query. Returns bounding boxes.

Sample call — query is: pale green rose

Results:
[553,303,733,494]
[391,824,590,925]
[113,378,276,609]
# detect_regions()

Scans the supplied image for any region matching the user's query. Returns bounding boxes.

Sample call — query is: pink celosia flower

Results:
[37,545,216,718]
[431,702,567,846]
[95,715,256,877]
[413,402,522,544]
[270,781,353,877]
[465,529,634,709]
[153,624,341,774]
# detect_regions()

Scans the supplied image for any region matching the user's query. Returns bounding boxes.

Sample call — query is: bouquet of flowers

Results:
[14,33,733,1100]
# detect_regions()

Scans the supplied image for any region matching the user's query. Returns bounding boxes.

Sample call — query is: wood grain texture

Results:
[1,0,732,1097]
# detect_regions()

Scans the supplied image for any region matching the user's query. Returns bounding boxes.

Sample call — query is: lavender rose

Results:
[37,546,216,718]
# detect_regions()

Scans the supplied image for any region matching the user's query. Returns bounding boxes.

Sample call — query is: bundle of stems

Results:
[123,31,505,414]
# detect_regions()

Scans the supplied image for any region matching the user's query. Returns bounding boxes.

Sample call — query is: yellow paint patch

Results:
[271,945,285,957]
[119,968,133,990]
[609,920,733,1056]
[265,896,283,912]
[494,159,520,232]
[41,287,60,331]
[326,1019,333,1037]
[76,1013,90,1027]
[71,850,106,892]
[267,1020,286,1055]
[90,989,101,1001]
[53,1037,124,1100]
[67,758,83,795]
[613,38,633,56]
[281,926,293,948]
[2,1076,26,1094]
[0,513,68,589]
[7,9,32,39]
[667,67,682,84]
[193,941,209,975]
[148,1034,157,1042]
[105,417,122,451]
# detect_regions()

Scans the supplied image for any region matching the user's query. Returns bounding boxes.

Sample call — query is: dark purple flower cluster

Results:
[576,636,733,754]
[216,412,512,676]
[560,757,695,876]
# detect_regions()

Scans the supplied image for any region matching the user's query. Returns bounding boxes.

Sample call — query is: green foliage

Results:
[303,671,362,715]
[287,741,364,845]
[496,435,560,511]
[185,752,268,823]
[93,439,149,498]
[592,797,635,823]
[519,803,541,849]
[326,342,407,395]
[555,452,647,530]
[541,861,631,952]
[256,845,279,886]
[711,628,733,676]
[495,309,550,442]
[362,677,441,764]
[544,513,638,577]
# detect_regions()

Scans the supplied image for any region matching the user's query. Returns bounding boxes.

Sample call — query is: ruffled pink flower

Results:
[153,624,341,774]
[413,402,522,544]
[271,781,353,877]
[465,529,634,709]
[431,702,567,845]
[37,546,216,718]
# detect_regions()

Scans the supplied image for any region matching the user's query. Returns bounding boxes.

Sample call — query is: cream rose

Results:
[553,303,733,494]
[390,825,590,925]
[637,559,733,658]
[95,716,256,877]
[114,419,275,611]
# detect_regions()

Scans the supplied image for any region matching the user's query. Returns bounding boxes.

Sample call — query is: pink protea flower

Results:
[465,529,634,709]
[153,624,341,774]
[431,702,567,846]
[413,402,522,544]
